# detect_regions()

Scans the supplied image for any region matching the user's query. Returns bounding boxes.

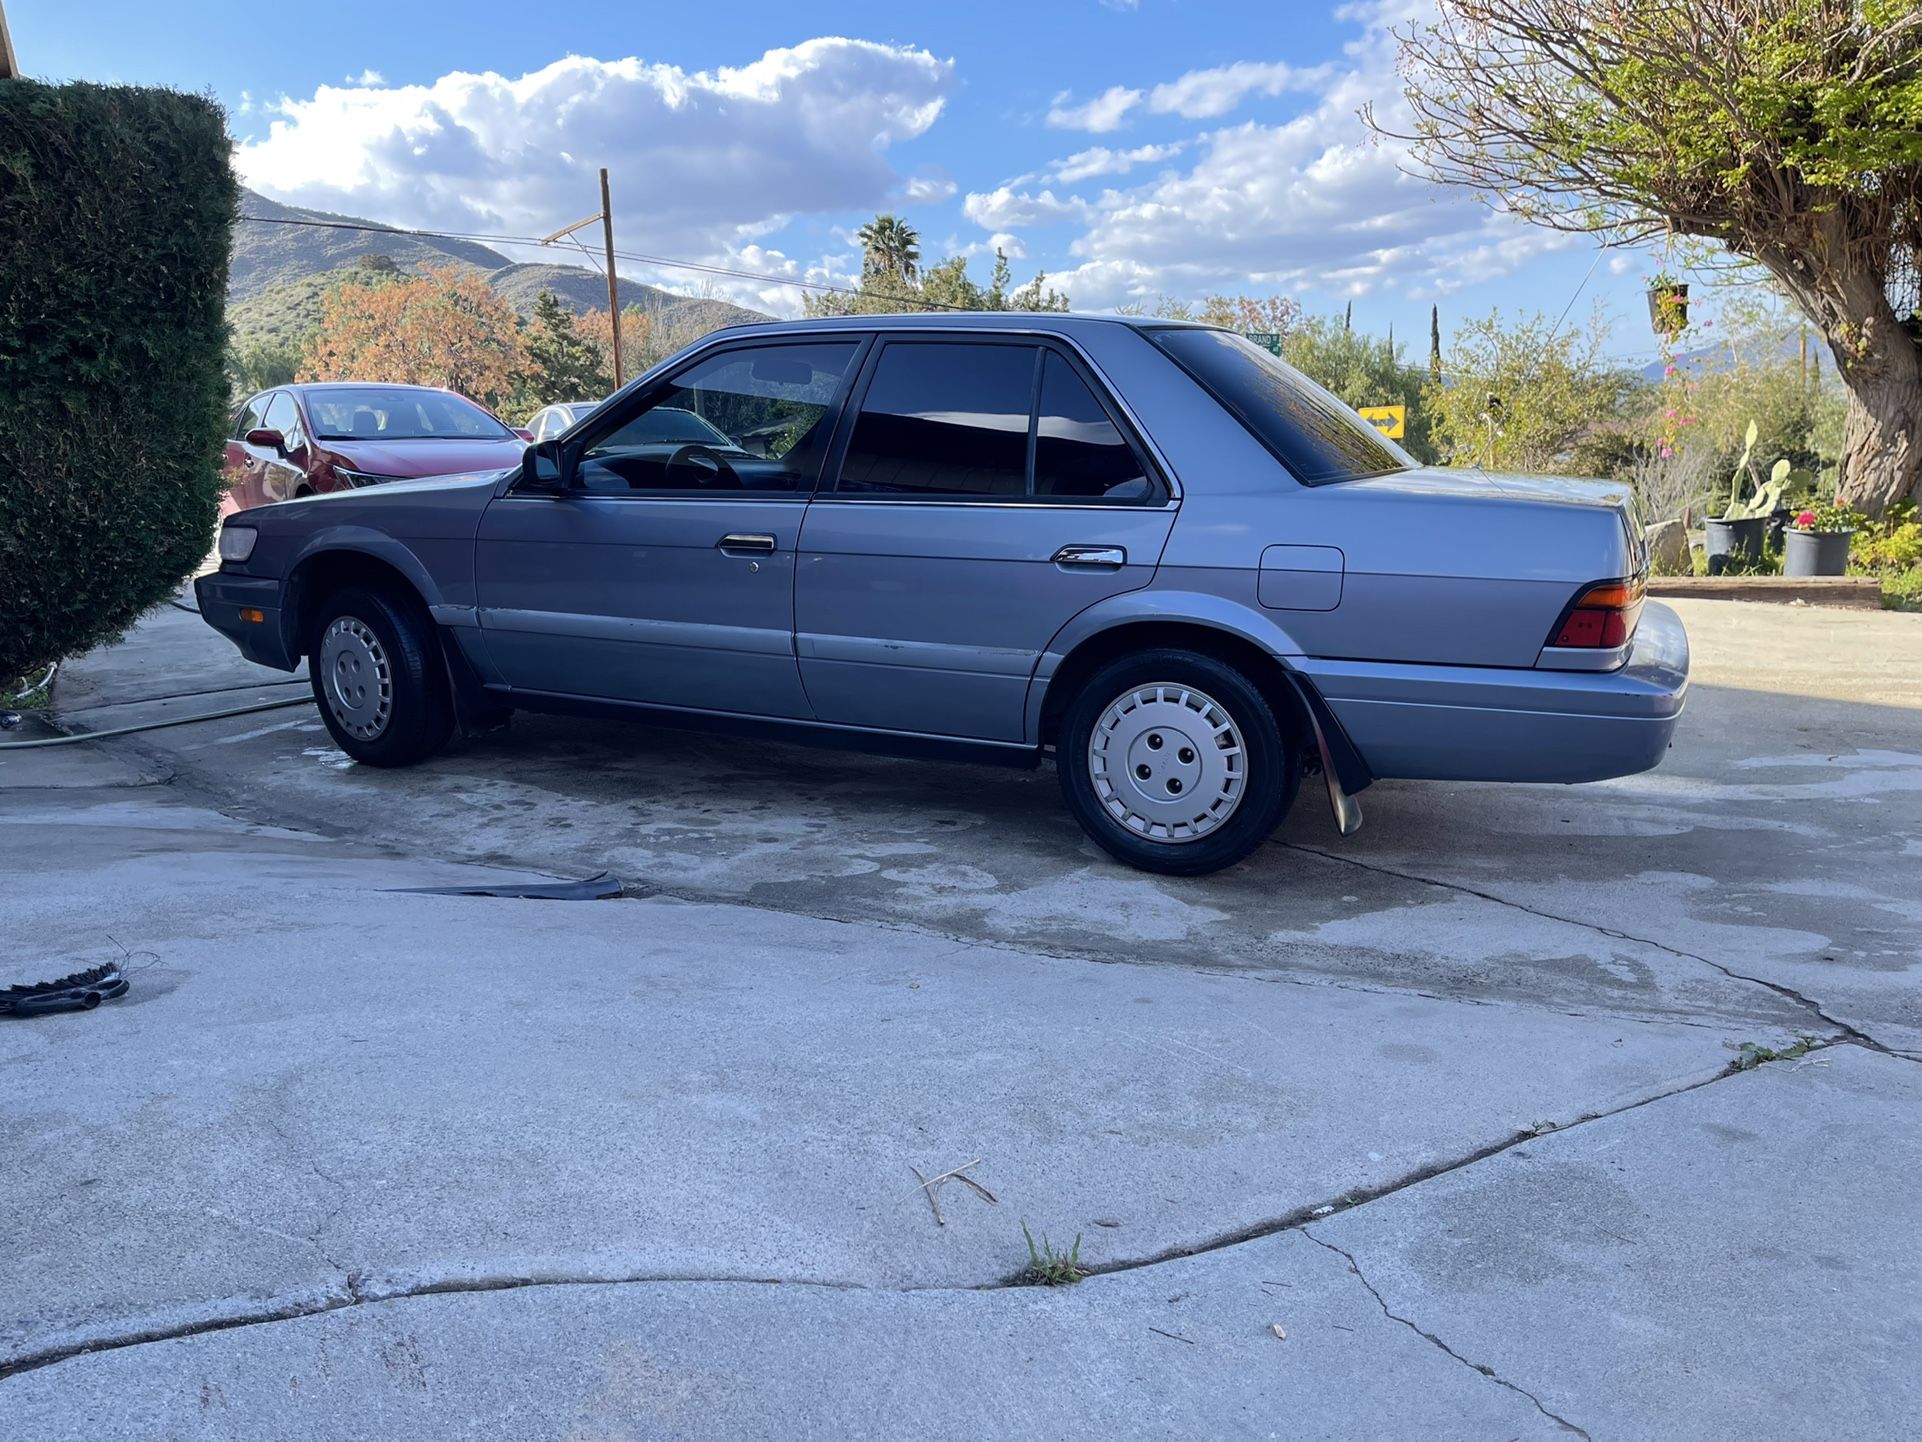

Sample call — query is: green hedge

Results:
[0,80,237,680]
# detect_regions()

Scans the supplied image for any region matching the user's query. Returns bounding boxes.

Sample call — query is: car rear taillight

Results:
[1552,577,1645,649]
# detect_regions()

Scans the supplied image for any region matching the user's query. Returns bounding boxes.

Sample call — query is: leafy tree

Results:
[300,266,526,413]
[521,289,610,409]
[1283,317,1441,464]
[1376,0,1922,516]
[1114,294,1197,321]
[807,243,1068,316]
[1424,308,1634,473]
[1197,294,1302,337]
[855,213,921,285]
[227,338,301,396]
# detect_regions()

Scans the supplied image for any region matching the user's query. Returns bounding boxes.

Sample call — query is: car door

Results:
[473,337,868,718]
[221,394,271,514]
[795,336,1177,742]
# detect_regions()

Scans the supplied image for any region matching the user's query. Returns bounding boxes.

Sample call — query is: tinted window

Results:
[839,343,1037,498]
[263,392,300,444]
[576,341,858,495]
[307,387,514,441]
[1033,352,1155,501]
[234,396,268,439]
[1148,328,1411,484]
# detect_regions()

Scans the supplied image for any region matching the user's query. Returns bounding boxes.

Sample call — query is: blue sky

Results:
[15,0,1691,363]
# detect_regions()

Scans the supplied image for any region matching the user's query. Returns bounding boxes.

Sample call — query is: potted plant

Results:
[1704,422,1782,573]
[1647,272,1689,335]
[1783,500,1862,577]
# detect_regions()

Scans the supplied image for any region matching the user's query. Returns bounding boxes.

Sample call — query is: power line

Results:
[234,212,981,312]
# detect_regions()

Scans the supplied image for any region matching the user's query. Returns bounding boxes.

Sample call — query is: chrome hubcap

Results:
[319,616,392,741]
[1088,682,1246,844]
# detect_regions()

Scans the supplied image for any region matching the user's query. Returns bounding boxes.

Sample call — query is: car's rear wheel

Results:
[308,586,453,767]
[1057,649,1298,876]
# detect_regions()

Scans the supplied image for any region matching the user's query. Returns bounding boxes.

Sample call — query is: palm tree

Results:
[856,213,920,285]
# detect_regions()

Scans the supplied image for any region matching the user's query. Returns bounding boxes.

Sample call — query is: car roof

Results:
[291,382,462,394]
[702,311,1218,341]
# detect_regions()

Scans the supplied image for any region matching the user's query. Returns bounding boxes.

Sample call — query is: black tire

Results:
[307,585,454,767]
[1056,648,1299,876]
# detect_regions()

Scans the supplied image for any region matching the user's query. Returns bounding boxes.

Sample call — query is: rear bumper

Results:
[193,571,300,672]
[1297,601,1689,784]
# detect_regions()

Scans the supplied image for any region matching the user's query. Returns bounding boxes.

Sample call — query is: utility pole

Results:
[0,0,20,80]
[600,168,624,389]
[539,170,626,390]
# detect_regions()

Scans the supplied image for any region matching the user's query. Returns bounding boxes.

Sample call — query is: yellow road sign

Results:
[1358,405,1406,439]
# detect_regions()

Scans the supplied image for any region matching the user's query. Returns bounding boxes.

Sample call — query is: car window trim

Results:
[818,332,1172,508]
[514,333,874,502]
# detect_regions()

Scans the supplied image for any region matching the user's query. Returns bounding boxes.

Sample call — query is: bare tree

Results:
[1371,0,1922,516]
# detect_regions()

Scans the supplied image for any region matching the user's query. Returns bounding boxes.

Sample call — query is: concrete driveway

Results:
[2,596,1917,1439]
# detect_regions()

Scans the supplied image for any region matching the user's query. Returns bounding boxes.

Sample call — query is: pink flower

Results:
[1796,510,1816,529]
[1664,408,1677,419]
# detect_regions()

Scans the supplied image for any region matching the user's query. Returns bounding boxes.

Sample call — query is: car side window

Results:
[1033,351,1158,502]
[234,396,268,440]
[574,342,860,497]
[263,392,301,448]
[838,343,1036,499]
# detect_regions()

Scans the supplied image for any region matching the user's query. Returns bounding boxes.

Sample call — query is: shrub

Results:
[0,80,237,681]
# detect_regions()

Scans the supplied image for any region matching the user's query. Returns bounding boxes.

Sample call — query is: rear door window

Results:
[835,340,1164,504]
[1147,327,1411,484]
[838,342,1036,499]
[1032,351,1155,501]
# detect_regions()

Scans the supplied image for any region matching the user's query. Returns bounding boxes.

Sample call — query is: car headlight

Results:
[218,526,258,563]
[333,465,397,488]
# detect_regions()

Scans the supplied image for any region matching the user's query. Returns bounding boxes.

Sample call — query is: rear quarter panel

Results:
[1082,329,1636,670]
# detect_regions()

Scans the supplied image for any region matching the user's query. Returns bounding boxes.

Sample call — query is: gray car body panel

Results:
[198,312,1686,787]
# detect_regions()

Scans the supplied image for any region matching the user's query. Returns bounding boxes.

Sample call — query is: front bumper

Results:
[1297,601,1690,784]
[194,570,300,672]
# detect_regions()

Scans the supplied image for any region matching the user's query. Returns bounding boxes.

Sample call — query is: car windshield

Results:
[308,387,514,441]
[1146,328,1412,485]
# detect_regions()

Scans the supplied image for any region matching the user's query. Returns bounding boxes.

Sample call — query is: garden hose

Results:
[0,694,313,749]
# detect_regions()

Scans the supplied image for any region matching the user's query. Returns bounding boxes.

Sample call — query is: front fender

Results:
[287,527,448,610]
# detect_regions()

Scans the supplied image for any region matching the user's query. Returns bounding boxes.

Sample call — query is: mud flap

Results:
[1279,670,1366,838]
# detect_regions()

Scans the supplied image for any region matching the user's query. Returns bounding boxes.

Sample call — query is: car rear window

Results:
[1146,328,1411,485]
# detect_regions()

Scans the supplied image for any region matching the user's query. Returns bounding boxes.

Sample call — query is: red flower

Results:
[1795,510,1816,529]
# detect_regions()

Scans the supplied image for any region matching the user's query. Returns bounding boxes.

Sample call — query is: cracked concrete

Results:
[3,595,1917,1438]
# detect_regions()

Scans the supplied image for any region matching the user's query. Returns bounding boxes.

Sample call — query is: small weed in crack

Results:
[1729,1036,1823,1072]
[1015,1223,1087,1286]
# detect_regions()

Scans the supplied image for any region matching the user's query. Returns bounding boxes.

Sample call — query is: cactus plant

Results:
[1720,421,1790,520]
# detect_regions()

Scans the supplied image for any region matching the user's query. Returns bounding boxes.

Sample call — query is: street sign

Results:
[1244,332,1283,355]
[1358,405,1406,439]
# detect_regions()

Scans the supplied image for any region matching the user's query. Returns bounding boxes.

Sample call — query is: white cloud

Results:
[961,186,1093,230]
[346,69,385,86]
[1146,60,1332,119]
[904,173,958,202]
[1045,85,1142,133]
[1047,142,1183,183]
[1033,0,1573,310]
[239,40,954,271]
[1100,0,1142,10]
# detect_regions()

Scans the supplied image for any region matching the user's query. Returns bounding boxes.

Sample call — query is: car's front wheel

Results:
[307,586,454,767]
[1057,649,1298,876]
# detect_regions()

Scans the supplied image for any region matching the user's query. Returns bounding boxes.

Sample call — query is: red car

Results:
[222,383,530,514]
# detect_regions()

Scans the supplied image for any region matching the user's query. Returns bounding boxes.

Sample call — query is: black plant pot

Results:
[1704,516,1765,574]
[1783,528,1853,577]
[1648,282,1689,335]
[1765,506,1796,551]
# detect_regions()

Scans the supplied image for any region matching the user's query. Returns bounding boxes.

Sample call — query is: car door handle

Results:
[717,533,776,553]
[1053,544,1127,568]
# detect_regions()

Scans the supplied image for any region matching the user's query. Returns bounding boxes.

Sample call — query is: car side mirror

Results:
[245,427,286,452]
[523,438,575,494]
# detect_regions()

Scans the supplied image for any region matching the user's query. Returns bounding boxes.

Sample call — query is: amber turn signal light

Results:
[239,608,266,624]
